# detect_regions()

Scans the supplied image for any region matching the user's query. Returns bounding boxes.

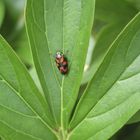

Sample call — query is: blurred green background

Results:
[0,0,140,139]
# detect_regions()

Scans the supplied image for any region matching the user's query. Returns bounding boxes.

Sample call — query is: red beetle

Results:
[55,52,68,75]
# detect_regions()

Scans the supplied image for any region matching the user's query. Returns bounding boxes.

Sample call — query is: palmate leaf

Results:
[26,0,95,130]
[69,13,140,140]
[0,35,57,140]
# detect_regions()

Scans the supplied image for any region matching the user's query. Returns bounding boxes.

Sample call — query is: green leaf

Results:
[1,0,25,42]
[29,67,43,94]
[127,110,140,124]
[82,22,127,84]
[82,0,138,85]
[0,35,57,139]
[4,0,25,21]
[0,121,54,140]
[95,0,137,22]
[69,13,140,140]
[0,0,5,28]
[26,0,95,129]
[127,0,140,10]
[12,27,33,66]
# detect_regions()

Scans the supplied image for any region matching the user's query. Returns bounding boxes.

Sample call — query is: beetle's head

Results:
[56,52,63,58]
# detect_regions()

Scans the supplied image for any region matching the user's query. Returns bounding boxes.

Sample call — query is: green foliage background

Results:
[0,0,140,140]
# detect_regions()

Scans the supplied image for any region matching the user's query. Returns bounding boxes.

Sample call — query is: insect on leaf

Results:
[26,0,95,129]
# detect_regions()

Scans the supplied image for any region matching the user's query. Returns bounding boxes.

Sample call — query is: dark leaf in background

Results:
[95,0,137,22]
[0,0,5,28]
[0,0,25,41]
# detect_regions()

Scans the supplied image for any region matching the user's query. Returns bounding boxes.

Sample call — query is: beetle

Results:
[55,51,68,75]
